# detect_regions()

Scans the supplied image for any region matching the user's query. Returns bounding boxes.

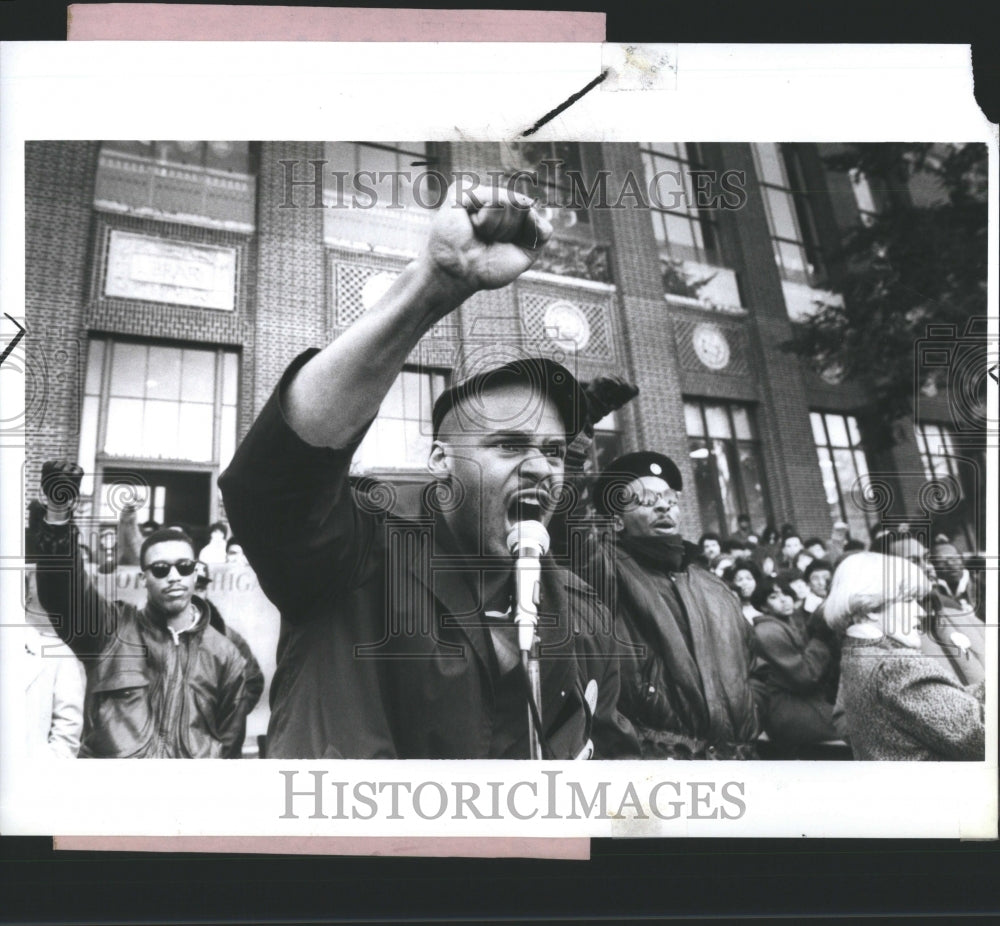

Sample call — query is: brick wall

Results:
[24,142,101,504]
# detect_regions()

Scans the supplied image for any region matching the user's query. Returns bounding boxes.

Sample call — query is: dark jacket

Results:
[752,610,838,746]
[33,522,249,759]
[218,351,640,760]
[584,539,766,759]
[202,596,265,757]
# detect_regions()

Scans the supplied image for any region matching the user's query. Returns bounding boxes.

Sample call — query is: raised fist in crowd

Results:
[422,183,553,298]
[40,460,84,523]
[583,376,640,436]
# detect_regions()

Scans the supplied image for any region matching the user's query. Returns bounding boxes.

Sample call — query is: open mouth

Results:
[506,491,549,526]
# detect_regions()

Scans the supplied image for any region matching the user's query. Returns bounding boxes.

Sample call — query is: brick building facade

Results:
[24,140,984,554]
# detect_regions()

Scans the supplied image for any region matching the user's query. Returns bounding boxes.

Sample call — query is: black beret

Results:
[592,451,683,515]
[432,357,587,442]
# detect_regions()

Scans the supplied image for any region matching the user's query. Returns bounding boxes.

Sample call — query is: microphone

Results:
[506,520,550,654]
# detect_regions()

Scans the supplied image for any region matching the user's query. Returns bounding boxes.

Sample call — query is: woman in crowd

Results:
[724,560,764,624]
[750,577,839,749]
[824,552,985,761]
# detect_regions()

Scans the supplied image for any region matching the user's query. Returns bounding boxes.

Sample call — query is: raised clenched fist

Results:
[40,460,84,521]
[422,183,553,296]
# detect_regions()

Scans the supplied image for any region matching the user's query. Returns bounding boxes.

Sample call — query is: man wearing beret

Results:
[585,452,768,759]
[219,184,639,760]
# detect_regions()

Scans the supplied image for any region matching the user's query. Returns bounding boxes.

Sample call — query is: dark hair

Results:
[751,576,795,612]
[723,559,761,589]
[803,558,833,581]
[226,537,243,551]
[721,538,750,555]
[760,524,780,546]
[140,528,196,569]
[698,532,722,548]
[779,523,797,540]
[804,537,825,550]
[737,513,751,524]
[209,521,228,537]
[843,539,866,553]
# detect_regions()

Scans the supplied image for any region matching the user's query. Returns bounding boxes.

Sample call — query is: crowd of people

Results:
[23,182,987,763]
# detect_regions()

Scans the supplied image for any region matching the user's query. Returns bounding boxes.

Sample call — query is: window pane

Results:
[853,449,869,478]
[77,395,100,497]
[404,420,432,466]
[221,351,239,406]
[402,370,424,419]
[824,413,849,448]
[713,439,740,529]
[85,339,105,395]
[181,349,216,404]
[814,445,840,507]
[684,402,704,437]
[104,397,144,455]
[177,403,214,462]
[593,410,619,433]
[753,143,787,186]
[142,400,180,458]
[357,144,398,179]
[380,374,405,418]
[764,188,800,241]
[731,406,753,440]
[810,412,827,447]
[689,439,722,536]
[219,405,237,473]
[327,142,357,172]
[704,404,732,439]
[737,443,770,535]
[833,448,861,500]
[146,346,182,401]
[777,240,806,274]
[846,415,862,446]
[664,212,695,249]
[651,212,667,245]
[109,343,147,397]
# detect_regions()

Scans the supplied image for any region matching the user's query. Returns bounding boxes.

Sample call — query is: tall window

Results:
[79,339,238,523]
[102,141,252,174]
[915,422,976,549]
[503,141,592,226]
[640,143,723,266]
[326,141,440,208]
[352,366,449,472]
[685,400,771,536]
[581,410,624,478]
[751,143,825,285]
[810,411,871,542]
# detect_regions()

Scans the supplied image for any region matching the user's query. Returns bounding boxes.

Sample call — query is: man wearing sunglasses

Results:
[583,452,767,760]
[30,461,251,758]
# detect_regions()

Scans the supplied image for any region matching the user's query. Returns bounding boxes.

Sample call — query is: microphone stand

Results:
[508,521,549,761]
[522,638,544,762]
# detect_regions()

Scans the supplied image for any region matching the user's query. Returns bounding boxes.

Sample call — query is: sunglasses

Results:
[145,559,197,579]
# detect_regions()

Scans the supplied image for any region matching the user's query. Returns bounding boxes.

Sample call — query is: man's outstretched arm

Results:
[285,185,552,449]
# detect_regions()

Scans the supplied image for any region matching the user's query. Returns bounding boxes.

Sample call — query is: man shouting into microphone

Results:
[220,184,639,759]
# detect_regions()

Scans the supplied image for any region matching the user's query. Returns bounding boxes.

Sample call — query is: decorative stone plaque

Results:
[691,322,731,370]
[104,231,237,311]
[543,300,592,353]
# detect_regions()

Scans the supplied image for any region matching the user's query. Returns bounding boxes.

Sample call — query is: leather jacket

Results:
[585,539,766,759]
[33,520,249,758]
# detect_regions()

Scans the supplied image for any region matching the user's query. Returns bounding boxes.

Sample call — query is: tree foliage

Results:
[783,142,988,447]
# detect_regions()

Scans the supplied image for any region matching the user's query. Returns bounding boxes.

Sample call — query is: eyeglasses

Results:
[628,491,680,509]
[145,559,197,579]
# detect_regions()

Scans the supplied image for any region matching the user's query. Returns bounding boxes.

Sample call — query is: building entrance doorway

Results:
[100,467,212,536]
